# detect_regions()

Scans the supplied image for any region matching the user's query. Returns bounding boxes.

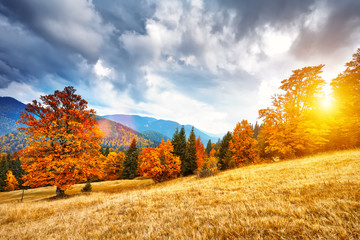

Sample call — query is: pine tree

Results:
[205,140,212,156]
[218,132,232,170]
[183,127,197,175]
[122,138,139,179]
[172,126,187,169]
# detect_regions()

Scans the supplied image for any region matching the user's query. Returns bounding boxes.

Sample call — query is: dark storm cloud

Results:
[291,0,360,59]
[210,0,315,39]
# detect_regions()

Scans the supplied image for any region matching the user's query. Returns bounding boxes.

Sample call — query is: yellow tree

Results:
[138,140,181,182]
[229,120,258,166]
[17,86,103,197]
[4,170,19,191]
[259,65,327,158]
[330,48,360,148]
[103,151,126,180]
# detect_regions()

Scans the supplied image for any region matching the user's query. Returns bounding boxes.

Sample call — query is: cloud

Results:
[0,0,359,134]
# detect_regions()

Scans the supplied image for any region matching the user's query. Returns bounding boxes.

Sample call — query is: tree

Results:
[183,127,197,175]
[122,138,139,179]
[103,151,125,180]
[17,86,103,197]
[229,120,259,166]
[259,65,327,158]
[195,136,206,170]
[138,140,181,182]
[197,149,218,178]
[218,132,233,170]
[205,140,212,156]
[330,48,360,148]
[4,170,19,191]
[171,126,187,165]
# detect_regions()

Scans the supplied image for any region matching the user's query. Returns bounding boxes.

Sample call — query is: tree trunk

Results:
[56,187,65,197]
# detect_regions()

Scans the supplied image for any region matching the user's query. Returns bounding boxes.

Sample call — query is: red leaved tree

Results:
[17,86,103,196]
[138,140,181,182]
[195,136,206,170]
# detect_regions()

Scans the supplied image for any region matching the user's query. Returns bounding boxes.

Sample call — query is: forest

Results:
[0,48,359,195]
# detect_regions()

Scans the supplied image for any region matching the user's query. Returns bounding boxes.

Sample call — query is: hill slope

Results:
[1,149,359,239]
[103,114,220,143]
[0,97,26,136]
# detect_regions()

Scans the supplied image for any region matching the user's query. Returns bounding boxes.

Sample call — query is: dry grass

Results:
[0,149,359,239]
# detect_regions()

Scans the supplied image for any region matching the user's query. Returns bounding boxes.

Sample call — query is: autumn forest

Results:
[0,48,359,197]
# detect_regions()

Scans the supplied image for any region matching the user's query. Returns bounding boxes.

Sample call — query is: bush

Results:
[81,182,92,192]
[197,156,218,178]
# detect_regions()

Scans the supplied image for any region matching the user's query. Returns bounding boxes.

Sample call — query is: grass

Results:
[0,149,359,239]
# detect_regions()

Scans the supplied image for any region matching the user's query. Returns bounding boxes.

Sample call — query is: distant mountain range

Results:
[102,114,220,144]
[0,97,25,136]
[0,97,221,152]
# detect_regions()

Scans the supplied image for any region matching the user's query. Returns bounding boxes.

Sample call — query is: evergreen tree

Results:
[104,147,110,157]
[218,132,233,170]
[205,140,212,156]
[172,126,187,167]
[0,153,12,191]
[122,138,139,179]
[183,127,197,175]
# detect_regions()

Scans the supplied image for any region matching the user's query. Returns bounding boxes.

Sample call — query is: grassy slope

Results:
[0,150,359,239]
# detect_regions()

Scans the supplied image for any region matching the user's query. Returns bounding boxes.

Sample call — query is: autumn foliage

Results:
[138,140,181,182]
[195,136,206,170]
[17,86,103,196]
[102,152,126,180]
[4,170,19,191]
[229,120,259,166]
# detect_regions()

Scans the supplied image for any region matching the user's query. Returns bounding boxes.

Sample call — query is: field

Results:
[0,150,360,239]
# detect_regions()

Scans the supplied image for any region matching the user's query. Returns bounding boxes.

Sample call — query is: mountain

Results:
[0,97,27,136]
[96,116,156,150]
[0,97,157,152]
[102,114,220,144]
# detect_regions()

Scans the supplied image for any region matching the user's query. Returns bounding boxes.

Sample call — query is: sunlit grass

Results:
[0,149,359,239]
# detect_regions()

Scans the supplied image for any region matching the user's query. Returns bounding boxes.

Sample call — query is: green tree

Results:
[171,126,187,167]
[183,127,197,175]
[205,140,212,156]
[218,132,233,170]
[122,138,139,179]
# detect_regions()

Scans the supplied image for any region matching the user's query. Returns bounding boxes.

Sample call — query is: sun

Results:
[321,96,333,109]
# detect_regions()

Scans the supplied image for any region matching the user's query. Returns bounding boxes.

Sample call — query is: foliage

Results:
[195,136,206,170]
[197,149,218,178]
[122,138,139,179]
[103,151,126,180]
[218,132,233,170]
[4,170,19,191]
[259,65,328,159]
[81,182,92,192]
[330,48,360,148]
[205,140,212,156]
[138,140,181,182]
[0,153,24,191]
[183,127,197,176]
[229,120,259,166]
[17,86,103,196]
[171,126,187,166]
[0,131,28,153]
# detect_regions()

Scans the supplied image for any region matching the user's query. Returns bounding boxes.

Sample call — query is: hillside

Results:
[0,97,26,136]
[1,149,359,239]
[103,114,220,144]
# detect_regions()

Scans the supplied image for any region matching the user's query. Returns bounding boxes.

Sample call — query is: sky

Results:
[0,0,359,135]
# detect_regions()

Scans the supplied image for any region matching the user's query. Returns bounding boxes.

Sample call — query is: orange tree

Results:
[17,86,103,196]
[103,151,126,180]
[259,65,327,159]
[229,120,259,166]
[195,136,206,170]
[138,140,181,182]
